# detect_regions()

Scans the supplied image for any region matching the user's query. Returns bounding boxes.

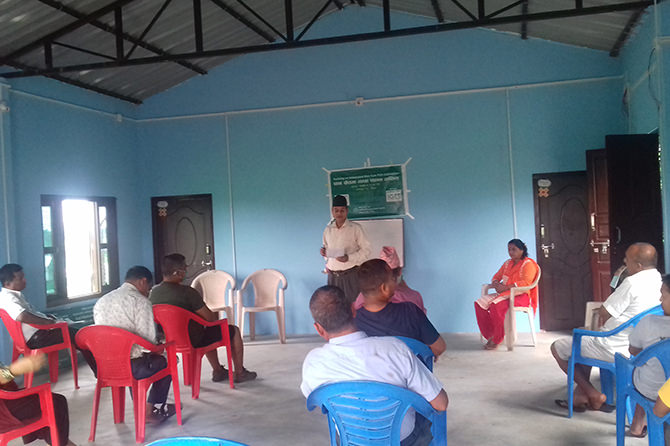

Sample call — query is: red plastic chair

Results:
[0,383,60,446]
[75,325,182,443]
[153,305,234,399]
[0,309,78,389]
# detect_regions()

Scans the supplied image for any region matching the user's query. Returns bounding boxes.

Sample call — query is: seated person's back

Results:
[355,259,446,359]
[301,285,448,445]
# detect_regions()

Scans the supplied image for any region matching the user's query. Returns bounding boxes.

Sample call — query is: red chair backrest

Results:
[0,309,28,349]
[152,305,197,351]
[75,326,136,384]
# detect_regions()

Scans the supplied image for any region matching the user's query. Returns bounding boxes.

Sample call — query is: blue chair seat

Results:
[615,338,670,446]
[566,304,663,418]
[307,381,447,445]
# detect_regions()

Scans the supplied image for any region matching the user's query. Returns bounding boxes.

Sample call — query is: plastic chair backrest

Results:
[307,381,446,446]
[146,437,249,446]
[239,269,287,307]
[0,309,28,348]
[395,336,434,372]
[510,265,541,306]
[153,304,202,350]
[191,271,235,310]
[75,326,137,383]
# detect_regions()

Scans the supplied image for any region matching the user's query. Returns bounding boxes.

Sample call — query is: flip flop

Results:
[626,426,647,438]
[595,403,615,413]
[554,399,586,412]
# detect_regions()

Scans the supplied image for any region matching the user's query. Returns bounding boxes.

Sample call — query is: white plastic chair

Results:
[236,269,288,343]
[191,270,236,323]
[480,266,542,351]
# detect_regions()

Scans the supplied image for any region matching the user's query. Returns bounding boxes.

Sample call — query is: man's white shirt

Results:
[301,331,443,440]
[0,288,49,340]
[322,220,371,271]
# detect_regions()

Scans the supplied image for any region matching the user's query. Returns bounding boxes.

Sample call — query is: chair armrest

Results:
[510,284,533,296]
[481,284,494,295]
[189,314,230,328]
[0,382,52,400]
[24,320,69,331]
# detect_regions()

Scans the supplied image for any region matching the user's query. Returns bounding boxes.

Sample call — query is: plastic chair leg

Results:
[276,308,286,344]
[112,386,126,423]
[225,345,234,389]
[48,352,59,383]
[239,310,246,341]
[182,353,192,386]
[567,358,575,418]
[648,417,665,446]
[192,353,203,399]
[135,385,148,443]
[69,346,79,389]
[600,369,615,405]
[89,384,102,442]
[249,313,256,341]
[527,312,537,346]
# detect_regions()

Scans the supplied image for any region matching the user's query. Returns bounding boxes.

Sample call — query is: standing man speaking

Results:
[320,195,371,303]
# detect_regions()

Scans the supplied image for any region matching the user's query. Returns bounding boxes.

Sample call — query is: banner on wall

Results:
[324,159,413,219]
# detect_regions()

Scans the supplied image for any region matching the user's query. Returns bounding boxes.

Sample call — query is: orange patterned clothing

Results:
[491,257,539,312]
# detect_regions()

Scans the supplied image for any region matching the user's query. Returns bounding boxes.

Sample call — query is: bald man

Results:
[551,242,662,412]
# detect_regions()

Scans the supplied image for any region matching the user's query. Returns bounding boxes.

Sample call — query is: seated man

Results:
[625,273,670,437]
[301,285,448,446]
[1,354,76,446]
[355,258,446,359]
[0,263,96,373]
[353,246,426,314]
[551,242,661,411]
[93,266,176,424]
[149,254,256,383]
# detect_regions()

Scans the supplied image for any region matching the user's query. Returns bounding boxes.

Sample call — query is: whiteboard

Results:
[356,219,404,267]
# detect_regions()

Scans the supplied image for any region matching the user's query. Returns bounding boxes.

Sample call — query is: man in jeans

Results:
[94,266,176,424]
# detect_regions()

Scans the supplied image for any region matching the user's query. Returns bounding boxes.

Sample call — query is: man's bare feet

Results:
[586,392,607,411]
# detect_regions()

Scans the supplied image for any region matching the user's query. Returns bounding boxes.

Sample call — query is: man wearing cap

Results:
[320,195,371,303]
[353,246,427,314]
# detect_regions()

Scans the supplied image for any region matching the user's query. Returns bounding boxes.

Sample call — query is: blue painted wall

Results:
[0,5,653,359]
[136,8,626,336]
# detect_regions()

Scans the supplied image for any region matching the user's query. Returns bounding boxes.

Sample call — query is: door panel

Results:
[586,149,611,302]
[606,134,664,273]
[151,194,215,284]
[534,172,592,331]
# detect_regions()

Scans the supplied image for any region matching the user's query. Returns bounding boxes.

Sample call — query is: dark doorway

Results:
[606,134,664,273]
[151,194,215,284]
[533,172,592,331]
[587,149,612,302]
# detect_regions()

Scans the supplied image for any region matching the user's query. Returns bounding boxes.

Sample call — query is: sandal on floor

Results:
[554,399,586,412]
[234,368,257,383]
[212,365,229,382]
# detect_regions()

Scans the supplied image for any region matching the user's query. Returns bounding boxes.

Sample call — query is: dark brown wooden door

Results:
[534,172,592,331]
[587,149,612,302]
[606,134,664,274]
[151,194,215,284]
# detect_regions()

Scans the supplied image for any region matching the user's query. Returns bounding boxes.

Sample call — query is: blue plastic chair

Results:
[615,339,670,446]
[396,336,435,372]
[146,437,249,446]
[566,304,663,418]
[307,381,447,445]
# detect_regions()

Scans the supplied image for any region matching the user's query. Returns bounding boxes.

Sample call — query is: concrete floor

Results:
[10,331,651,446]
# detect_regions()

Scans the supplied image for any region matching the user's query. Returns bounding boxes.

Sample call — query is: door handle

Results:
[201,259,213,269]
[589,240,610,254]
[590,213,596,231]
[540,242,555,258]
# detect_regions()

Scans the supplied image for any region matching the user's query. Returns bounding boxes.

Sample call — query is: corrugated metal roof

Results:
[0,1,651,103]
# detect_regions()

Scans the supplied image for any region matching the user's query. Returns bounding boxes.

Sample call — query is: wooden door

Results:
[586,149,611,302]
[151,194,215,284]
[534,172,592,331]
[606,134,664,273]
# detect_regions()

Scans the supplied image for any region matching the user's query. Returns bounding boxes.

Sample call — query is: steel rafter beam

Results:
[285,0,294,41]
[487,0,524,19]
[521,0,528,39]
[126,0,172,59]
[431,0,445,23]
[610,8,646,57]
[297,0,334,41]
[3,59,141,103]
[235,0,287,41]
[450,0,477,21]
[1,0,656,79]
[2,0,136,62]
[210,0,275,43]
[29,0,207,75]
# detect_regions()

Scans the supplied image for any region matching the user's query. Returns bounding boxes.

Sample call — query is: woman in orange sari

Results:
[475,239,539,350]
